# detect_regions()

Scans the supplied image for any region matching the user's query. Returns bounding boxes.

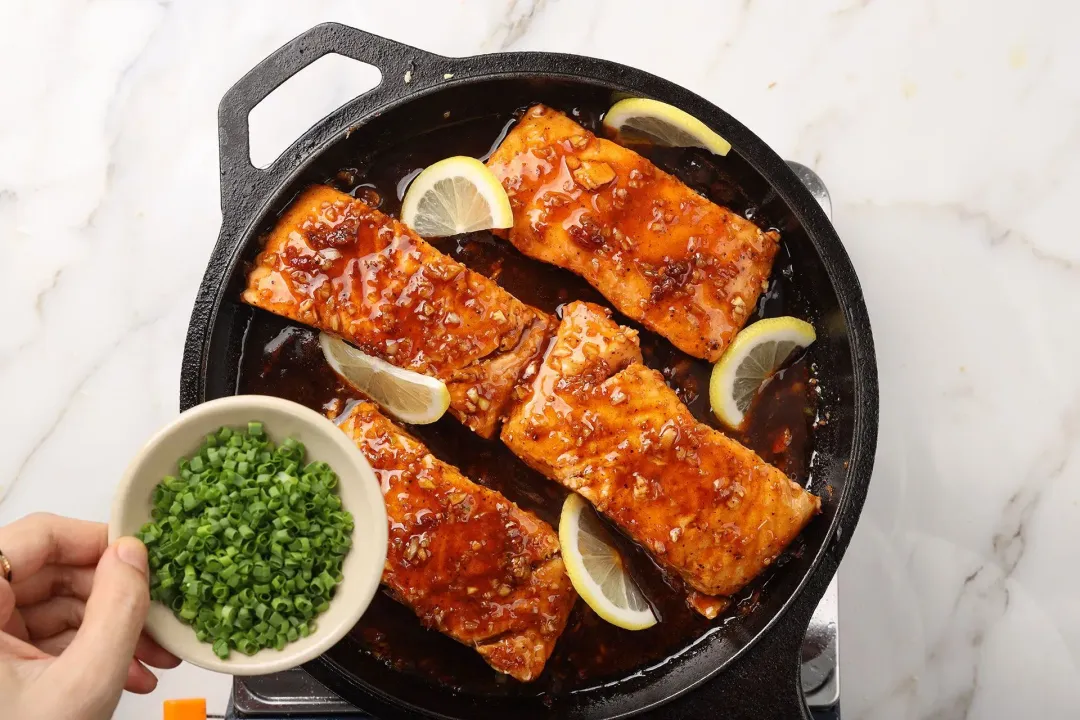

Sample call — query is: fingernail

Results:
[116,536,148,575]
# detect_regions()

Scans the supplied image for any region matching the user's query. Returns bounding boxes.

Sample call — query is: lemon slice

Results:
[559,493,657,630]
[319,332,450,424]
[604,98,731,156]
[400,156,513,237]
[710,317,816,429]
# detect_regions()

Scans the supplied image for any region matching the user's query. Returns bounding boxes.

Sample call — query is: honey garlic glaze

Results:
[238,104,818,694]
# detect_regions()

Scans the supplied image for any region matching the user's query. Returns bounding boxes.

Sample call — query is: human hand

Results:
[0,513,181,720]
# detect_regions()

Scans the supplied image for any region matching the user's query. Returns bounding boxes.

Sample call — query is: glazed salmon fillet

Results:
[487,105,779,362]
[501,302,819,615]
[242,185,552,438]
[338,402,576,681]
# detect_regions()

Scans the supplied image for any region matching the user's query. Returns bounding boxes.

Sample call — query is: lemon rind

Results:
[709,317,816,429]
[559,494,657,631]
[400,156,513,236]
[319,333,451,425]
[603,98,732,156]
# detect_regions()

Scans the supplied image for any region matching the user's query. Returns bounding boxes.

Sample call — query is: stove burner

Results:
[802,576,839,708]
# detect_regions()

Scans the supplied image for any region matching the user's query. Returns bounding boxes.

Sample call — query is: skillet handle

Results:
[641,554,838,720]
[216,22,444,218]
[183,24,444,410]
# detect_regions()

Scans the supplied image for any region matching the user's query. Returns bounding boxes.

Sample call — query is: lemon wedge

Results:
[400,156,513,237]
[559,493,657,630]
[319,332,450,425]
[709,317,816,429]
[603,98,731,156]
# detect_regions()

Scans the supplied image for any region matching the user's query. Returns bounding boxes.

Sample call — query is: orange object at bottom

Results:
[163,698,207,720]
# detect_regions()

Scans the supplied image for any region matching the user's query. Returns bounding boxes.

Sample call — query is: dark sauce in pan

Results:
[237,104,817,693]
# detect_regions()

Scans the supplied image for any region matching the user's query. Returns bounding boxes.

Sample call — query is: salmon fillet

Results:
[338,402,576,681]
[501,302,819,614]
[487,105,779,362]
[242,186,552,438]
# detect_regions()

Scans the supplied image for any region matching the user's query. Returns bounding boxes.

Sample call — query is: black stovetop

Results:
[225,579,839,719]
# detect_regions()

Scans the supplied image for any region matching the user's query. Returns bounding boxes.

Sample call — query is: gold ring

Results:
[0,551,10,582]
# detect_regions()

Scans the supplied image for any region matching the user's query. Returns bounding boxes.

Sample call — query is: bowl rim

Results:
[109,394,388,675]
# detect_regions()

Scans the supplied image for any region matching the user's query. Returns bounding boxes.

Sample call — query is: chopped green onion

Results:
[136,423,352,659]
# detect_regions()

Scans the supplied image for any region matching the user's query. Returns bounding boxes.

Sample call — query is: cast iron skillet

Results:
[181,23,878,720]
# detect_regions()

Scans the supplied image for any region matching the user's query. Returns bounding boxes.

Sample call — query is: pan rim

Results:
[186,48,878,719]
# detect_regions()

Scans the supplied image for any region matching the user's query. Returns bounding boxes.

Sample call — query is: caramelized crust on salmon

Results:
[338,402,576,682]
[243,186,552,438]
[501,302,819,613]
[487,105,779,362]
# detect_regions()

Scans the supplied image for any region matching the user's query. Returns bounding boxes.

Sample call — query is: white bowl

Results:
[109,395,387,675]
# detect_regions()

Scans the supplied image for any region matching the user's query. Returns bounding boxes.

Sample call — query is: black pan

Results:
[181,23,878,720]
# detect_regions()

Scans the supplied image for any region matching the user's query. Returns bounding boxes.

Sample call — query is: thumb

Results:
[53,537,151,700]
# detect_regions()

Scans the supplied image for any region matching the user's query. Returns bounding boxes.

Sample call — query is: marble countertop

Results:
[3,1,1078,718]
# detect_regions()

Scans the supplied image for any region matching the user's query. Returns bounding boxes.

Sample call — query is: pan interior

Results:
[202,75,857,718]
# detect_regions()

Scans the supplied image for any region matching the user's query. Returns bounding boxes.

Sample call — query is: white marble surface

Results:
[2,0,1078,718]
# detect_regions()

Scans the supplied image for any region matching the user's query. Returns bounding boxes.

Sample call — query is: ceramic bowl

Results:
[109,394,387,675]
